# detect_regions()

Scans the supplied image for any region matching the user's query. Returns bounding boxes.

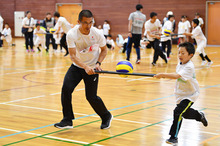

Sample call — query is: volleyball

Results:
[49,28,56,34]
[164,29,171,36]
[116,61,133,77]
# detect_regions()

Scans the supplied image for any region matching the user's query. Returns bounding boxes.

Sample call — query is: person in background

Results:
[178,15,187,44]
[22,11,35,52]
[106,34,115,50]
[195,13,204,29]
[127,4,146,64]
[116,34,124,51]
[54,12,71,56]
[97,25,104,35]
[0,13,4,47]
[43,13,57,53]
[34,24,46,52]
[185,16,191,42]
[1,23,12,46]
[103,20,110,38]
[163,11,176,32]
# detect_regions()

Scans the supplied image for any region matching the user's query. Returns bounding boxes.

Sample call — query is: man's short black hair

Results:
[179,42,195,56]
[192,19,199,26]
[168,15,174,20]
[54,12,60,17]
[36,23,40,27]
[78,10,93,21]
[136,4,143,10]
[150,12,157,18]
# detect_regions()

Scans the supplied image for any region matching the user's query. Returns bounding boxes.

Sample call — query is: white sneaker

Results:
[207,61,213,66]
[201,61,207,66]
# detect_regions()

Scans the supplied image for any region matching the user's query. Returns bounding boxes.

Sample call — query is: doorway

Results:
[206,1,220,45]
[56,3,82,25]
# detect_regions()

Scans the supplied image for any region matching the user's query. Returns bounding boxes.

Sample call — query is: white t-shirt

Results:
[67,25,106,68]
[198,17,204,26]
[106,39,115,47]
[185,20,191,32]
[192,26,206,45]
[175,60,200,104]
[0,16,4,32]
[2,28,11,37]
[103,23,110,36]
[55,17,71,34]
[22,17,35,32]
[34,28,46,40]
[178,21,187,38]
[161,20,173,42]
[144,19,162,41]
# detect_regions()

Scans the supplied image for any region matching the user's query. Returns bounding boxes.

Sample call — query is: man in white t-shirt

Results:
[0,13,4,47]
[103,20,110,38]
[54,12,72,56]
[183,19,213,66]
[144,12,167,66]
[54,10,112,130]
[154,42,208,145]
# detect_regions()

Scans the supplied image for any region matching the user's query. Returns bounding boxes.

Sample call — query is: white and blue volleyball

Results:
[116,61,133,77]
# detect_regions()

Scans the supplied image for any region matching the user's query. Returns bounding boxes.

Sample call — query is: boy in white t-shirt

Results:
[106,35,115,50]
[154,42,208,145]
[178,16,188,44]
[161,15,175,60]
[54,10,112,130]
[1,23,12,46]
[34,24,46,52]
[183,19,213,66]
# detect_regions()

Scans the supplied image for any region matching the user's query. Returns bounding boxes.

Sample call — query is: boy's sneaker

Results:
[100,113,113,129]
[26,49,30,53]
[166,137,178,145]
[151,62,156,66]
[201,61,207,66]
[200,112,208,127]
[31,49,35,52]
[136,59,141,64]
[54,119,73,129]
[207,61,213,66]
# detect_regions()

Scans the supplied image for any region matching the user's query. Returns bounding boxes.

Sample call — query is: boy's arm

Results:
[154,73,181,79]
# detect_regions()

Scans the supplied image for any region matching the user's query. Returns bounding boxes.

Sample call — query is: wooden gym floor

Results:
[0,38,220,146]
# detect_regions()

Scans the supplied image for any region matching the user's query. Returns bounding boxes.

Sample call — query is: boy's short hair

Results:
[179,42,195,56]
[54,12,60,17]
[192,19,199,26]
[108,34,112,38]
[181,15,186,19]
[5,23,9,26]
[36,24,40,27]
[78,10,93,21]
[150,12,157,18]
[195,12,200,16]
[168,15,174,20]
[46,12,51,15]
[26,11,31,15]
[136,4,143,10]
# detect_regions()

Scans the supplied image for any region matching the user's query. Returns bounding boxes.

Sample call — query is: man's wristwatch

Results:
[96,61,101,66]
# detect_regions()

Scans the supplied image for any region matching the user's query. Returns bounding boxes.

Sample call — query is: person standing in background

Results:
[195,13,204,29]
[22,11,35,52]
[127,4,146,64]
[103,20,110,38]
[54,12,71,56]
[0,13,4,47]
[43,13,57,53]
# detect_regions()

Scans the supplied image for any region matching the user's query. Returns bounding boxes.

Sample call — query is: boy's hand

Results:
[154,73,164,79]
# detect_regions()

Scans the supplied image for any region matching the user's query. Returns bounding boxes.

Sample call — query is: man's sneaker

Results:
[100,114,113,129]
[207,61,213,66]
[54,119,73,129]
[201,61,207,66]
[200,112,208,127]
[166,137,178,145]
[152,62,156,66]
[136,59,141,64]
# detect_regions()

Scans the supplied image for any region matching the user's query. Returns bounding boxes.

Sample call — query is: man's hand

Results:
[85,66,95,75]
[95,63,102,72]
[154,73,164,79]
